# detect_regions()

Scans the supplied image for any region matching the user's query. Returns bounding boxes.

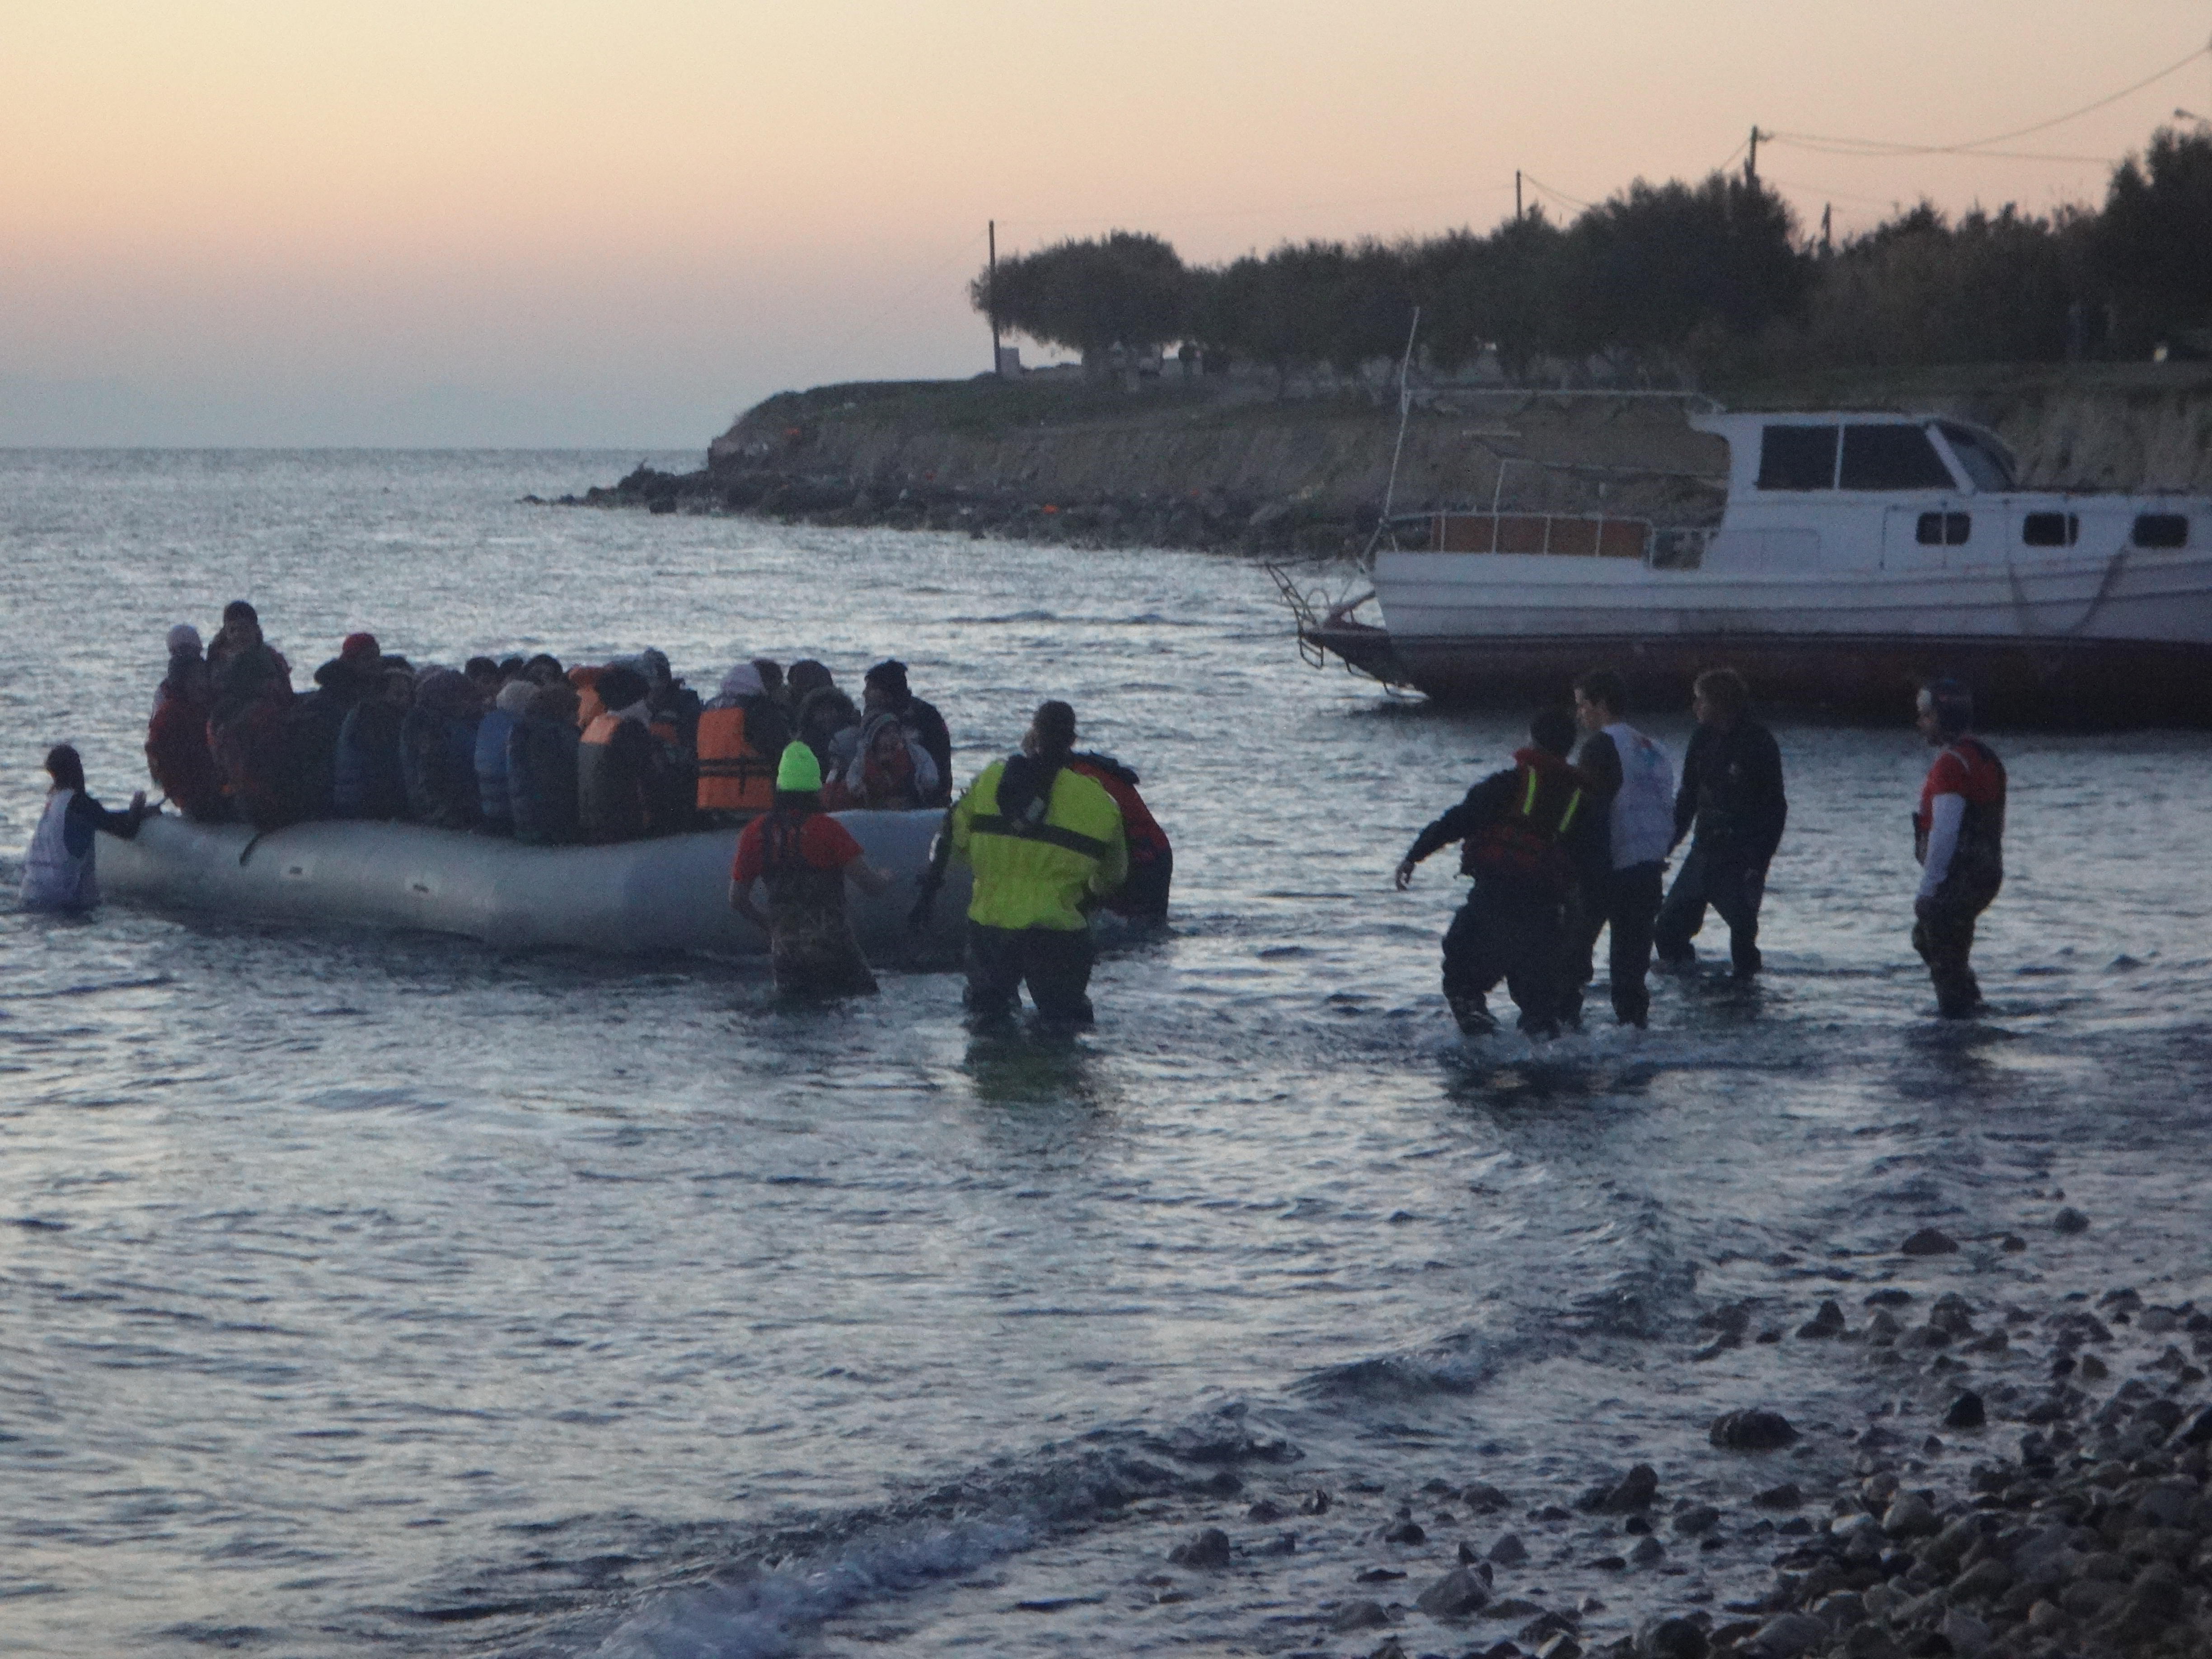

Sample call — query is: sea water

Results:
[2,450,2210,1657]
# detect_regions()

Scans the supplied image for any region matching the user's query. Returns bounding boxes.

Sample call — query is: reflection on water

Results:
[2,452,2212,1655]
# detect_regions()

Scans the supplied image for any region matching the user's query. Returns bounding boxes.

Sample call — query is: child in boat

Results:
[729,743,894,1000]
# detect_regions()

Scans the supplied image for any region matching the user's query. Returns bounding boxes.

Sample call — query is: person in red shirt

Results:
[730,742,893,1000]
[1911,679,2006,1018]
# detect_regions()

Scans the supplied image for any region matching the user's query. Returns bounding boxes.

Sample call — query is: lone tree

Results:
[970,231,1190,368]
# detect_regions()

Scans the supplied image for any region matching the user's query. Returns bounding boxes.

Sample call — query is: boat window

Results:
[1841,425,1956,490]
[1939,422,2015,491]
[1916,512,1970,547]
[2021,511,2078,547]
[1756,425,1837,490]
[2133,512,2189,549]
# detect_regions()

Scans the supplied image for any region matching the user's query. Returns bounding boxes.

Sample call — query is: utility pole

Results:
[1820,203,1832,256]
[1746,127,1761,185]
[987,220,1002,376]
[1514,170,1522,221]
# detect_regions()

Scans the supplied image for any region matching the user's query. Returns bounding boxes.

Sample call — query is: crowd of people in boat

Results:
[131,599,1171,921]
[142,600,966,842]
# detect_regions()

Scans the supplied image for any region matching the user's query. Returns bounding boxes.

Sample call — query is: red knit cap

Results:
[340,632,380,661]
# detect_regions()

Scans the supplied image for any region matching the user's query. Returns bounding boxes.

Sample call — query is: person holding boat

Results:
[1566,669,1675,1028]
[1910,679,2006,1019]
[919,700,1127,1031]
[729,743,893,1000]
[1395,707,1600,1039]
[20,745,153,912]
[1653,668,1787,980]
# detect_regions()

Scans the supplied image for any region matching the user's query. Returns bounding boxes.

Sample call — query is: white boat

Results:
[98,811,975,965]
[1303,409,2212,722]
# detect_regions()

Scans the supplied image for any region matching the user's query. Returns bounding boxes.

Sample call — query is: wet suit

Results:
[1402,748,1599,1037]
[1654,716,1786,977]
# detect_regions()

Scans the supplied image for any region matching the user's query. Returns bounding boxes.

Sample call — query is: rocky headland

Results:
[564,364,2212,558]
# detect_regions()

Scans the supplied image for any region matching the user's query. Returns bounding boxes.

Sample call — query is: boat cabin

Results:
[1690,410,2200,574]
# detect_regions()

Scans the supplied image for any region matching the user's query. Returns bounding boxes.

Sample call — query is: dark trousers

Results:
[1442,883,1571,1036]
[1912,878,1999,1017]
[1654,845,1766,976]
[1569,861,1665,1026]
[964,923,1097,1028]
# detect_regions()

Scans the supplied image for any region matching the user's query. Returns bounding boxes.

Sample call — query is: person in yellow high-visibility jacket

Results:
[934,700,1127,1029]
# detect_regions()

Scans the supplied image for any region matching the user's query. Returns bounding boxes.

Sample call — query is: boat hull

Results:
[98,812,976,964]
[1322,545,2212,722]
[1308,625,2212,723]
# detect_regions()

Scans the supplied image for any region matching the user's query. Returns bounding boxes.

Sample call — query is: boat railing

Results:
[1382,512,1712,569]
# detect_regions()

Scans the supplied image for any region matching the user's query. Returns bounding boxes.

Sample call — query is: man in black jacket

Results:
[1653,667,1787,979]
[1395,707,1601,1038]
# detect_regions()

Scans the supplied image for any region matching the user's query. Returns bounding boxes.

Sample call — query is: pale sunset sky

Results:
[5,1,2207,447]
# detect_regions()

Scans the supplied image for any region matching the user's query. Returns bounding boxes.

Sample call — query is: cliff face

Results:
[575,365,2212,553]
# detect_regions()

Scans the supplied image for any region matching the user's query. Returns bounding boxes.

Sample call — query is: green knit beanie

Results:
[776,741,822,792]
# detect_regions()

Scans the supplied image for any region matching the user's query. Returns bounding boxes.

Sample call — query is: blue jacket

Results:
[474,708,519,831]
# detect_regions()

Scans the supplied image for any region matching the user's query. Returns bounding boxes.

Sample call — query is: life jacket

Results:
[1467,748,1585,892]
[951,756,1128,932]
[759,809,847,914]
[695,704,777,814]
[21,790,94,911]
[1070,753,1172,919]
[1914,736,2006,895]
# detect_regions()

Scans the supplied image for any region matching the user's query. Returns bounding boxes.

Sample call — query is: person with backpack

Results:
[729,743,892,1000]
[1395,707,1602,1039]
[1911,679,2006,1018]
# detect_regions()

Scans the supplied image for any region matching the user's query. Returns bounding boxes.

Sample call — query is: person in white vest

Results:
[1565,669,1676,1028]
[20,745,152,913]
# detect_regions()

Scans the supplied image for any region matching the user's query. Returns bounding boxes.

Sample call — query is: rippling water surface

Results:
[4,450,2212,1657]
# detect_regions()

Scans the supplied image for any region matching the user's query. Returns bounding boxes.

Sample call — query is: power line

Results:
[1772,136,2113,164]
[1771,40,2209,159]
[1518,173,1590,212]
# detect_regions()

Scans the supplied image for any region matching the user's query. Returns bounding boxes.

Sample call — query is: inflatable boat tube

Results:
[98,811,974,965]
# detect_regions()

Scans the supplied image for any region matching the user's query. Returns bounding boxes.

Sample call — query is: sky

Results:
[5,0,2208,448]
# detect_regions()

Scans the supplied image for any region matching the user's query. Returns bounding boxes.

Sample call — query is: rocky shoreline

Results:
[558,458,1310,554]
[1056,1220,2212,1659]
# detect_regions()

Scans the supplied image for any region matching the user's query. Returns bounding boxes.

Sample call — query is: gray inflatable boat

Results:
[98,810,972,964]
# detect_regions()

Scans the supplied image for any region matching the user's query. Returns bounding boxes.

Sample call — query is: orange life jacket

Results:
[695,705,777,813]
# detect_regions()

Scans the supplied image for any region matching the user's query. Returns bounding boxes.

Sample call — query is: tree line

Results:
[969,127,2212,384]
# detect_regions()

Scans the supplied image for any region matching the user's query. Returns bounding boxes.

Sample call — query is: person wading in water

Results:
[729,742,893,1000]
